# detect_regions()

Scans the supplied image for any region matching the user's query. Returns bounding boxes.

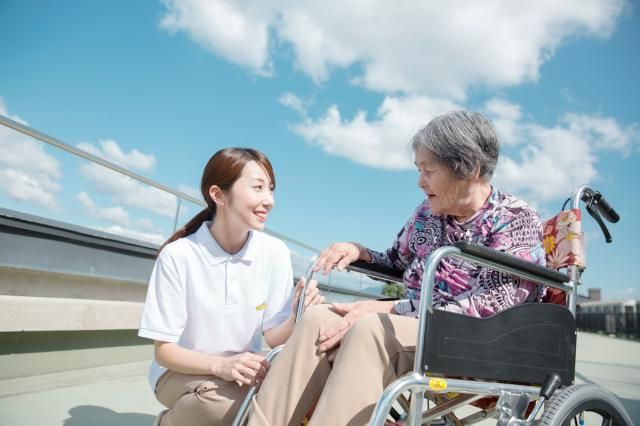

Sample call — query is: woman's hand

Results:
[314,242,369,274]
[213,352,270,386]
[291,278,325,316]
[318,300,394,356]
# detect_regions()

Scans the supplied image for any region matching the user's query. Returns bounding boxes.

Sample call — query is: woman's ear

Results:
[471,162,481,182]
[209,185,226,207]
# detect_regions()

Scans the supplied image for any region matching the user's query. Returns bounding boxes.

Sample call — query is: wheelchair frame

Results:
[233,185,629,425]
[369,185,627,425]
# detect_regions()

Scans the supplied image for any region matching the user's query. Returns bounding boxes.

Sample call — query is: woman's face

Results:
[414,149,471,217]
[222,161,274,231]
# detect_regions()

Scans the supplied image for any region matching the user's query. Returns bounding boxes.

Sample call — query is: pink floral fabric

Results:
[542,209,584,269]
[370,187,545,318]
[540,209,583,306]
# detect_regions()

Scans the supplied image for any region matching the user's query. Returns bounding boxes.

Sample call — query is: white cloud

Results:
[0,97,62,210]
[160,0,623,97]
[486,98,639,205]
[288,95,460,170]
[0,169,61,210]
[284,93,638,206]
[160,0,275,75]
[76,139,177,218]
[78,191,166,239]
[564,113,637,154]
[77,192,131,226]
[484,98,524,146]
[77,139,156,172]
[177,183,202,201]
[278,92,307,116]
[99,224,166,246]
[135,217,158,232]
[80,163,178,218]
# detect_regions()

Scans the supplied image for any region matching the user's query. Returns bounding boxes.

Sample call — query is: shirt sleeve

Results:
[138,248,187,342]
[262,242,294,331]
[443,208,545,318]
[368,207,418,270]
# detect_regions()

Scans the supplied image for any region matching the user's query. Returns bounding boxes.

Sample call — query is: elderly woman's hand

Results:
[318,300,394,358]
[314,242,370,274]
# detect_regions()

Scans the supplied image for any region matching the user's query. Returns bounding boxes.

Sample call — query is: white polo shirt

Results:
[138,222,294,389]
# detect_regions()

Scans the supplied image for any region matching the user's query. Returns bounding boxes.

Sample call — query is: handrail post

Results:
[172,198,182,233]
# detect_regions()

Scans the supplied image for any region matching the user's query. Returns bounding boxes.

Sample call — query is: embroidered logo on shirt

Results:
[255,302,267,311]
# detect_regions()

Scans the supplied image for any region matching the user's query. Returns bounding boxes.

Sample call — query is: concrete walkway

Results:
[1,332,638,425]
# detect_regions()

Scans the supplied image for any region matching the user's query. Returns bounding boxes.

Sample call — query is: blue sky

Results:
[0,0,638,300]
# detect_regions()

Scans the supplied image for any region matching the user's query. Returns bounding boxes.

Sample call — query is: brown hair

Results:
[159,147,275,253]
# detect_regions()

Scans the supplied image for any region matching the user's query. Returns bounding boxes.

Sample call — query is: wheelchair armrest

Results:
[454,241,570,284]
[347,260,404,283]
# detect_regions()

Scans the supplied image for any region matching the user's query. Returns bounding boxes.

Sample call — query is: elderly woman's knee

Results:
[298,304,335,332]
[343,313,385,342]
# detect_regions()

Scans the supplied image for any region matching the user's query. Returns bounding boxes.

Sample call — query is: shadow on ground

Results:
[63,405,156,426]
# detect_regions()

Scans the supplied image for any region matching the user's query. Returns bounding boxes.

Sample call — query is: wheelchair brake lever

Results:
[586,200,612,243]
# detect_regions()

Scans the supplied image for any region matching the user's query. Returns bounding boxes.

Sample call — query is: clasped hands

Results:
[313,242,394,361]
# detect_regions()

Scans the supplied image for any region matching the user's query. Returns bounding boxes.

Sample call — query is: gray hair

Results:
[411,111,499,180]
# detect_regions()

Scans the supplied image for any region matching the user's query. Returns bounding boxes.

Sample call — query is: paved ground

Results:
[0,332,638,425]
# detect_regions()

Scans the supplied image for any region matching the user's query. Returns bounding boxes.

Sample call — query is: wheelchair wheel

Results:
[539,383,632,425]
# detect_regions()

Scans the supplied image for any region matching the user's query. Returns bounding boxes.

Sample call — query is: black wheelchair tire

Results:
[539,383,633,425]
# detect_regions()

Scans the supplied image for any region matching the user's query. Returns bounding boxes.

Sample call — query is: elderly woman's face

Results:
[415,149,471,217]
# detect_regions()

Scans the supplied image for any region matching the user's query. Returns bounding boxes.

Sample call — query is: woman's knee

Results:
[351,313,384,334]
[168,386,242,426]
[342,313,385,346]
[298,304,336,332]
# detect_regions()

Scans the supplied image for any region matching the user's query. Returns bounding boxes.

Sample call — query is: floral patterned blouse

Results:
[369,187,545,318]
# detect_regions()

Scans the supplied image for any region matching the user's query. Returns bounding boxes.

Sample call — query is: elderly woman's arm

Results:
[313,218,417,354]
[314,205,417,275]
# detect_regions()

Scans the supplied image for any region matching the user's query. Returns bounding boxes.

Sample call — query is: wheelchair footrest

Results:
[422,303,576,386]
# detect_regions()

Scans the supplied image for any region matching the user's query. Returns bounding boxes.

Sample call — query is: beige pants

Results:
[155,369,250,426]
[248,304,418,426]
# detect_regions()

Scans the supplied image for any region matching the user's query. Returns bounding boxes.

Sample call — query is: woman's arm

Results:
[263,315,295,348]
[155,341,268,385]
[263,278,324,348]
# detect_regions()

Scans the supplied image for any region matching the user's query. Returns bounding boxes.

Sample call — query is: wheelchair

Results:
[234,185,632,425]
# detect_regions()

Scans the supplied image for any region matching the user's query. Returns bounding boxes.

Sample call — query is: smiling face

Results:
[215,160,274,231]
[415,148,474,218]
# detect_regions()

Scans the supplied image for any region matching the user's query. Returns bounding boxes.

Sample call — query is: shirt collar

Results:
[195,221,255,267]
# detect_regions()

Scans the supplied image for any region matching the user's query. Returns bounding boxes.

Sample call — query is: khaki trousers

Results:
[248,304,418,426]
[155,369,250,426]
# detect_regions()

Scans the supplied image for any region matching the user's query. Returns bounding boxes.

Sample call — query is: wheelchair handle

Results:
[574,186,620,243]
[295,261,317,322]
[590,192,620,223]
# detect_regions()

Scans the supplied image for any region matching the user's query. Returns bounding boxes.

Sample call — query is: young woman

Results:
[139,147,323,426]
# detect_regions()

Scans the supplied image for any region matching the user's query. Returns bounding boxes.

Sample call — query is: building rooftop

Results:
[1,331,639,425]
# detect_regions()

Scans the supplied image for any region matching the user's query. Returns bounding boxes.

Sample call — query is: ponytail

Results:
[158,206,214,254]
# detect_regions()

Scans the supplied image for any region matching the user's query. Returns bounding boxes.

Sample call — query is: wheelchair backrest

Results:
[542,208,584,305]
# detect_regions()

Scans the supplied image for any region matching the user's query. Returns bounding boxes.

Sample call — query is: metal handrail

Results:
[0,113,319,252]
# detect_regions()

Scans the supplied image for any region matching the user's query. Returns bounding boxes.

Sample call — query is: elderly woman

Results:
[247,111,545,426]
